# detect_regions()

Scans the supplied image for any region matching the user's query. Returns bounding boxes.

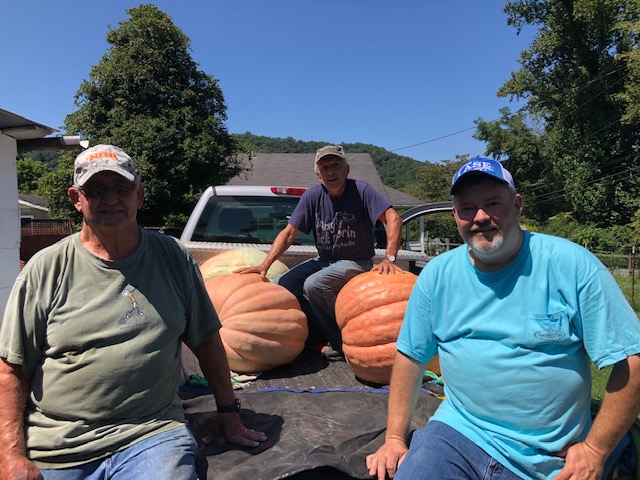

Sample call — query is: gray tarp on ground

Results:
[180,349,443,480]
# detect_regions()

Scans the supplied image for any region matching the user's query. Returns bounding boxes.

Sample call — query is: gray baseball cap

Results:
[74,144,139,186]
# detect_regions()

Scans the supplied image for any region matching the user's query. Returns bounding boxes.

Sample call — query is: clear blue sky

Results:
[1,1,536,163]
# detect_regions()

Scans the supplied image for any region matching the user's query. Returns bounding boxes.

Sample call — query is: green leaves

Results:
[483,0,640,228]
[16,157,50,195]
[63,4,244,227]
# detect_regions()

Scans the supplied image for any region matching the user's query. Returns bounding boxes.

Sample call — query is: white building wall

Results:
[0,133,19,321]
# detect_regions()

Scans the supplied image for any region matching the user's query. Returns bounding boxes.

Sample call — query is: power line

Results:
[519,147,634,197]
[522,153,640,208]
[389,63,628,157]
[390,126,479,153]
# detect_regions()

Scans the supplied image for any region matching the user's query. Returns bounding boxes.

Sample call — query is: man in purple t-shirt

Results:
[237,145,402,360]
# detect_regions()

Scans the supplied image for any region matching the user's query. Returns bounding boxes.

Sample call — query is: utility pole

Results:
[632,245,636,306]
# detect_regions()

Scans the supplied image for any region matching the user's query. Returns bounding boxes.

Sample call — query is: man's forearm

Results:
[261,226,297,270]
[0,359,30,464]
[383,209,402,258]
[385,351,426,444]
[585,355,640,459]
[191,333,237,407]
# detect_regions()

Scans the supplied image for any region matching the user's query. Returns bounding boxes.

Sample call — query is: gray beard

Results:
[468,231,505,260]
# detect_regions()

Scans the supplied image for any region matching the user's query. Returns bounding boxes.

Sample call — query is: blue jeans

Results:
[275,258,372,350]
[395,421,522,480]
[397,421,631,480]
[40,425,198,480]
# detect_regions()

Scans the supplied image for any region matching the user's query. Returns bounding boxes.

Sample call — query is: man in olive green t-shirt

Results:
[0,145,266,480]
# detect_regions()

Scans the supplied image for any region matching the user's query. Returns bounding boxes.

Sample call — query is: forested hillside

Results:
[232,132,425,191]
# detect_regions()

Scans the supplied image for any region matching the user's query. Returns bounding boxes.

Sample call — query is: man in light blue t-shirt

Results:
[367,158,640,480]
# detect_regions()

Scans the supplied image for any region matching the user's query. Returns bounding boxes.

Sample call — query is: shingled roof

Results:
[226,152,424,207]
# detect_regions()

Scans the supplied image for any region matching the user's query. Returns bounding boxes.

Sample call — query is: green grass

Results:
[591,363,612,400]
[590,274,639,400]
[613,274,640,314]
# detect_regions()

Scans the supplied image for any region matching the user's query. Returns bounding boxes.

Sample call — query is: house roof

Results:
[0,108,56,140]
[227,152,424,207]
[18,194,48,211]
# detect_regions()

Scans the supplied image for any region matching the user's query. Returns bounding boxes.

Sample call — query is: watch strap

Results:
[217,398,241,413]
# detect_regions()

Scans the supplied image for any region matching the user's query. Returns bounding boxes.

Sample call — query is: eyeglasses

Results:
[79,182,137,199]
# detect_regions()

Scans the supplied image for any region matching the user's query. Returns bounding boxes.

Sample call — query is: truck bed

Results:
[181,348,443,480]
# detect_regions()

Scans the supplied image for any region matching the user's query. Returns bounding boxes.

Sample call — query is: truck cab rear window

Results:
[192,195,315,245]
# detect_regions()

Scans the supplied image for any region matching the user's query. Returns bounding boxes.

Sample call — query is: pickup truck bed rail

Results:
[183,241,431,272]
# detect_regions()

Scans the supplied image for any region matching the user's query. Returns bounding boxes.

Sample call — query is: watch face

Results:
[387,255,396,262]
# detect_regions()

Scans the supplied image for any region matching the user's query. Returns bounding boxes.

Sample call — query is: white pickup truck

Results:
[180,185,452,273]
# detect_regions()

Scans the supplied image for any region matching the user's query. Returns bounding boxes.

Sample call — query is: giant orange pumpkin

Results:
[199,248,289,282]
[335,271,440,385]
[205,273,308,373]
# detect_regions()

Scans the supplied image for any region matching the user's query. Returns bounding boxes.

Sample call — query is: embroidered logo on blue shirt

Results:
[533,328,567,342]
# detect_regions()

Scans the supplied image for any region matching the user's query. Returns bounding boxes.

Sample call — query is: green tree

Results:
[474,107,562,221]
[631,208,640,246]
[615,0,640,124]
[63,4,245,226]
[403,157,466,203]
[38,154,83,225]
[495,0,640,227]
[16,156,50,194]
[597,224,633,252]
[402,158,465,244]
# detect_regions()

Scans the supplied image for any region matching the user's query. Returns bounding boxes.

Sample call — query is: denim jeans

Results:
[397,420,631,480]
[395,421,522,480]
[40,425,198,480]
[275,258,372,350]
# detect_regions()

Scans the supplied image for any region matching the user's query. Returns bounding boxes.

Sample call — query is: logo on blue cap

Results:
[450,158,514,194]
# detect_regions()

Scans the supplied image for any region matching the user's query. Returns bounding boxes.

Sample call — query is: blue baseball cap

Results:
[450,158,514,194]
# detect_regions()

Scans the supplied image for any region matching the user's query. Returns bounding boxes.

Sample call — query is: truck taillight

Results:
[270,187,306,196]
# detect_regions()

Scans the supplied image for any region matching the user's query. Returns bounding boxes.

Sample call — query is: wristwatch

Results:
[217,398,241,413]
[385,254,396,262]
